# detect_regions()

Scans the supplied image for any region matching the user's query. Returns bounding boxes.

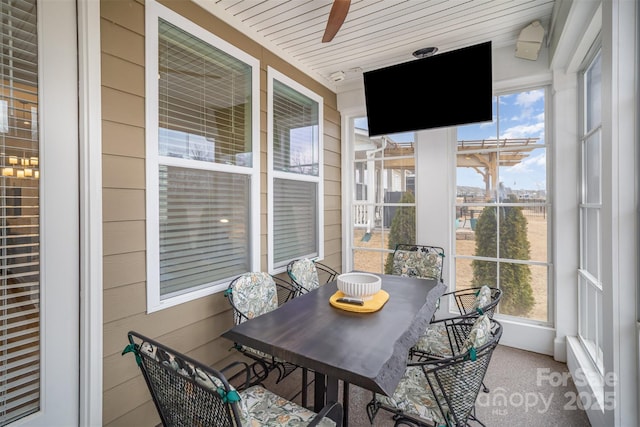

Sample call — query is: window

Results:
[455,89,550,323]
[0,0,41,421]
[578,49,603,372]
[267,68,323,272]
[349,117,417,273]
[146,2,260,311]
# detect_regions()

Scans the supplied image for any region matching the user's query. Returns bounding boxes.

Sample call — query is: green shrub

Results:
[472,202,534,316]
[384,192,416,274]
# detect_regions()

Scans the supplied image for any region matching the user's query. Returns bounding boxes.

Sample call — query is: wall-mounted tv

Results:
[363,41,493,136]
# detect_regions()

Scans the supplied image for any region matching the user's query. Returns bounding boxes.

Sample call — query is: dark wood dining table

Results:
[221,273,446,426]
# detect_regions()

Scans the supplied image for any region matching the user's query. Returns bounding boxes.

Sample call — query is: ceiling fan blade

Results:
[322,0,351,43]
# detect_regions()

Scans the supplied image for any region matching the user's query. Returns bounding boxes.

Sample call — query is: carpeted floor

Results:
[263,344,592,426]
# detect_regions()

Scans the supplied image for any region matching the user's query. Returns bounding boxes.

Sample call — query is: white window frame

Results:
[267,67,324,274]
[578,46,604,373]
[453,87,552,326]
[145,1,260,312]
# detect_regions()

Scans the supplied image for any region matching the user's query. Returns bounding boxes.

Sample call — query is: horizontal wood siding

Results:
[100,0,341,425]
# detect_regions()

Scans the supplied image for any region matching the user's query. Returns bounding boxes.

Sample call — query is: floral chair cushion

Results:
[238,385,336,426]
[137,342,334,426]
[138,342,241,402]
[232,272,279,322]
[461,314,491,353]
[229,272,287,361]
[380,317,493,426]
[413,314,491,358]
[413,323,453,357]
[289,259,320,293]
[392,249,443,281]
[471,285,492,313]
[375,366,447,425]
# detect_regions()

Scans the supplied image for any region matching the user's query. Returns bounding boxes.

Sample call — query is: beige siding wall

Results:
[100,0,341,425]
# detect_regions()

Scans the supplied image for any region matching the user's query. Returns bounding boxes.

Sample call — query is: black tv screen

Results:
[363,41,492,136]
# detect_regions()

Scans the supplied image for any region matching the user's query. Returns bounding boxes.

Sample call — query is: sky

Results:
[457,89,546,192]
[355,89,547,193]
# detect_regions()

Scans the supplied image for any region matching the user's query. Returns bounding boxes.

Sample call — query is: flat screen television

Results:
[363,41,492,136]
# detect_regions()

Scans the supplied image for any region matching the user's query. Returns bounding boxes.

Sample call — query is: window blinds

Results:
[158,166,251,298]
[273,178,317,264]
[0,0,41,423]
[271,79,321,267]
[157,19,254,298]
[158,19,252,166]
[272,80,319,175]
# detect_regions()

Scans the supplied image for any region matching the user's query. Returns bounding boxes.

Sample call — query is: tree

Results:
[472,201,534,316]
[384,192,416,274]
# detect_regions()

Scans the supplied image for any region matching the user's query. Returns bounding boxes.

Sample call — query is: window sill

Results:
[566,336,605,426]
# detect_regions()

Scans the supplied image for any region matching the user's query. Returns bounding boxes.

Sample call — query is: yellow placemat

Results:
[329,290,390,313]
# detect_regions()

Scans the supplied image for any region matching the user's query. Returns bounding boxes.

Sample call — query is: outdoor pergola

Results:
[355,135,539,194]
[352,134,541,230]
[457,138,540,199]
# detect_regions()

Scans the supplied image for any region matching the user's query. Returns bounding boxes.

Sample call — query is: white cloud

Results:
[502,152,546,189]
[511,152,546,172]
[515,90,544,108]
[500,122,545,139]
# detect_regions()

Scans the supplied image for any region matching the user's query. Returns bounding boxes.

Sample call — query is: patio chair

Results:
[391,244,445,283]
[410,286,502,377]
[123,331,343,427]
[411,286,501,359]
[438,285,502,320]
[287,258,339,296]
[428,284,502,329]
[286,258,341,413]
[366,316,502,427]
[224,272,299,386]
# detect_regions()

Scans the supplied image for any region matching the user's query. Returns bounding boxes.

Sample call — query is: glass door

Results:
[1,0,79,424]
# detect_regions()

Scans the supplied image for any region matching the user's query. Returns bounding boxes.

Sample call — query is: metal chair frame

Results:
[286,258,340,416]
[437,286,502,321]
[287,258,349,420]
[286,258,339,296]
[124,331,343,426]
[367,320,502,427]
[224,273,299,386]
[410,286,502,395]
[392,244,446,283]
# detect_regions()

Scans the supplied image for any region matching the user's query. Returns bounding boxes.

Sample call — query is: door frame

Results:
[77,0,103,425]
[29,0,103,425]
[22,0,84,425]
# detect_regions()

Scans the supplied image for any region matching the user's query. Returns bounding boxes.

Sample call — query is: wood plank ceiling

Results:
[199,0,557,92]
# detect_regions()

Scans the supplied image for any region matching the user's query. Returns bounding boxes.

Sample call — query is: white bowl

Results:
[337,273,382,301]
